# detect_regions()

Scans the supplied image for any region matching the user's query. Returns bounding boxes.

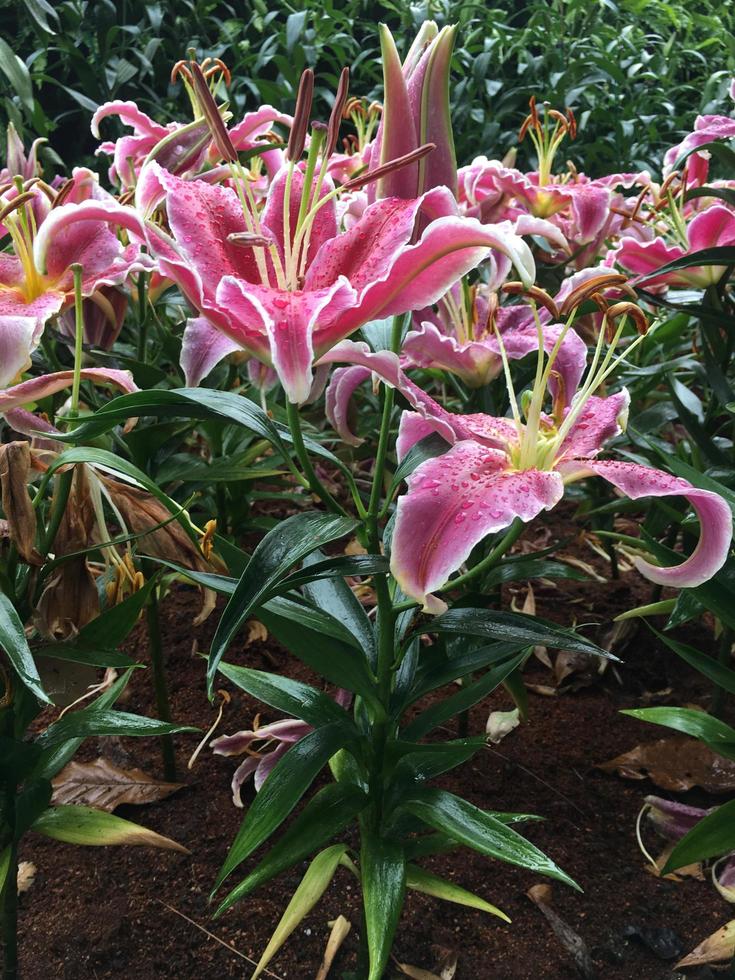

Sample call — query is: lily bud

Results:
[372,22,457,200]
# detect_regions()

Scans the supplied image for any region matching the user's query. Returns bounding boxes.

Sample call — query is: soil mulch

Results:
[17,510,731,979]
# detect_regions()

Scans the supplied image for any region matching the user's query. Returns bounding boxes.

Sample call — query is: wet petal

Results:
[325,365,372,445]
[0,367,138,414]
[391,442,564,612]
[180,315,243,387]
[568,459,733,588]
[557,391,630,459]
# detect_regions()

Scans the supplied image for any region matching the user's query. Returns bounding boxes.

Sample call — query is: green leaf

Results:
[481,557,589,589]
[403,651,527,740]
[361,831,406,980]
[0,38,34,111]
[638,246,735,280]
[391,738,485,785]
[622,707,735,760]
[301,551,376,664]
[76,578,158,650]
[426,608,614,660]
[647,626,735,695]
[403,788,579,890]
[662,797,735,874]
[409,640,530,703]
[257,599,380,706]
[33,643,137,670]
[0,847,9,895]
[214,783,368,917]
[388,433,450,499]
[208,511,358,695]
[31,805,188,852]
[217,662,354,729]
[36,707,197,750]
[406,864,509,921]
[0,592,49,703]
[213,722,353,891]
[251,843,347,980]
[15,778,52,840]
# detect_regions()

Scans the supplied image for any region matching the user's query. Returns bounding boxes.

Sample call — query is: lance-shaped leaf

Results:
[217,661,354,729]
[31,804,188,852]
[406,863,509,921]
[402,788,578,890]
[208,512,358,696]
[662,797,735,874]
[214,783,368,917]
[622,707,735,761]
[213,722,353,891]
[361,831,406,980]
[250,843,348,979]
[0,592,50,703]
[35,706,198,750]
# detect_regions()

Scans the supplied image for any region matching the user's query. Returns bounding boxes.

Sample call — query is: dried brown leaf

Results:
[314,915,351,980]
[51,758,184,811]
[0,441,41,564]
[16,861,36,894]
[597,737,735,793]
[526,884,597,979]
[245,620,269,647]
[675,920,735,968]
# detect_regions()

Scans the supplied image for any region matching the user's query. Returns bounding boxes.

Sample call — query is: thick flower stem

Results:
[146,583,176,781]
[285,401,348,516]
[136,271,149,364]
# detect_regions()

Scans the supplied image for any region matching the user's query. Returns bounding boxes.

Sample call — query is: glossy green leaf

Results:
[408,640,530,703]
[76,578,158,650]
[301,551,376,663]
[403,788,578,890]
[663,797,735,874]
[36,707,197,750]
[208,512,358,696]
[403,651,527,739]
[406,864,509,921]
[32,805,188,852]
[217,661,354,729]
[0,592,49,703]
[361,831,406,980]
[647,626,735,695]
[425,608,613,660]
[251,843,347,980]
[622,707,735,760]
[0,38,34,110]
[214,783,368,917]
[213,722,353,890]
[0,847,10,895]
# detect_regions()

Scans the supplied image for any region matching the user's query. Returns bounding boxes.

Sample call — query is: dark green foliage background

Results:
[1,0,734,178]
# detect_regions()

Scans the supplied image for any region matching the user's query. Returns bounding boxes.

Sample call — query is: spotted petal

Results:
[180,316,243,387]
[391,442,564,612]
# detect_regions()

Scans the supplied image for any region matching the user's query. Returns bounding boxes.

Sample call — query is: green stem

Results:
[69,264,84,418]
[285,401,347,516]
[712,625,733,719]
[136,272,149,364]
[146,582,176,781]
[39,469,73,559]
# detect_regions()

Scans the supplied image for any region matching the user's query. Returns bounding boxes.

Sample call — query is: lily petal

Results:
[0,316,41,387]
[0,368,138,414]
[325,365,373,446]
[391,441,564,612]
[569,459,733,588]
[180,316,243,387]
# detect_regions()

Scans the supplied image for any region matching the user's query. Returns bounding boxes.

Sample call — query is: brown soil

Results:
[17,511,731,980]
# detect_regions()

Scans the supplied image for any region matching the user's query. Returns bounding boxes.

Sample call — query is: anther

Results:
[286,69,315,162]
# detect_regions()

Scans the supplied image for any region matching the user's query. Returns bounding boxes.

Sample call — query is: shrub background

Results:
[1,0,734,176]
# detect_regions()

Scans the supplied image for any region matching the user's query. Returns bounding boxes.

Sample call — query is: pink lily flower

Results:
[144,157,537,402]
[319,337,732,613]
[212,689,351,805]
[611,203,735,289]
[0,171,149,386]
[663,77,735,178]
[92,89,289,191]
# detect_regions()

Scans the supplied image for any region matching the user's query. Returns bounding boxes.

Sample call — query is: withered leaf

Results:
[315,915,351,980]
[675,920,735,968]
[51,758,184,811]
[597,736,735,793]
[527,884,597,980]
[0,441,41,564]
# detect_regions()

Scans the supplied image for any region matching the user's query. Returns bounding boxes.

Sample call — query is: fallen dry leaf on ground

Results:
[245,620,269,646]
[315,916,351,980]
[52,758,184,811]
[675,920,735,968]
[486,707,520,744]
[527,884,597,979]
[598,737,735,793]
[17,861,36,894]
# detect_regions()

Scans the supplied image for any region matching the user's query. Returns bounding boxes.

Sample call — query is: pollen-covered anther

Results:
[606,301,649,336]
[286,69,315,161]
[501,282,559,321]
[227,231,273,248]
[566,107,577,139]
[327,67,350,156]
[0,191,37,224]
[558,272,629,315]
[189,60,238,163]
